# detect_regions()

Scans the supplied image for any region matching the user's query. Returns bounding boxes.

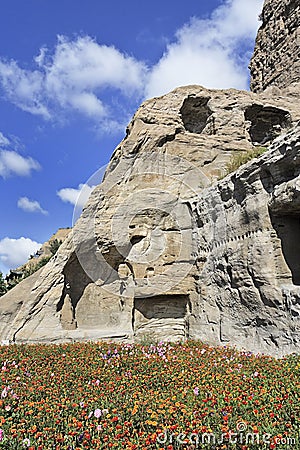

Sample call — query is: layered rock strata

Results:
[0,86,300,356]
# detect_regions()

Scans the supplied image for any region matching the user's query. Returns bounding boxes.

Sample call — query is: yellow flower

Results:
[131,407,138,416]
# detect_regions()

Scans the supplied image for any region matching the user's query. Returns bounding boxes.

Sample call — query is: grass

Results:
[221,146,268,179]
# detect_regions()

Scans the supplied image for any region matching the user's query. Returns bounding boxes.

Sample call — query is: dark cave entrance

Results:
[180,96,214,134]
[57,252,92,329]
[271,214,300,285]
[244,104,291,145]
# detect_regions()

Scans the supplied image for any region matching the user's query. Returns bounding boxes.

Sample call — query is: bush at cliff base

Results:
[0,341,299,449]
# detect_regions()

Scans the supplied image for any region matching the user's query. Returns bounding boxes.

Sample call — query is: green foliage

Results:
[222,146,267,178]
[5,257,51,292]
[5,278,19,291]
[2,238,62,293]
[22,256,51,278]
[0,271,7,296]
[49,239,62,256]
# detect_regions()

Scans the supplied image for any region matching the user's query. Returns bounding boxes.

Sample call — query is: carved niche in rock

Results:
[133,294,190,342]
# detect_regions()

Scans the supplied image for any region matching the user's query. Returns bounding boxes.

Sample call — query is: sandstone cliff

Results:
[250,0,300,93]
[0,84,300,356]
[1,0,300,355]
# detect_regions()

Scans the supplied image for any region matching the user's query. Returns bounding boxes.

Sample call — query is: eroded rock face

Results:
[0,86,300,356]
[191,127,300,354]
[250,0,300,93]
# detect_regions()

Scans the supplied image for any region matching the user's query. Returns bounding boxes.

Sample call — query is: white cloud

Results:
[0,36,147,122]
[34,46,47,66]
[57,183,95,208]
[17,197,48,215]
[0,150,40,178]
[0,60,50,118]
[0,0,263,125]
[211,0,263,40]
[145,0,263,97]
[0,237,42,271]
[46,36,146,95]
[0,131,40,178]
[0,132,10,147]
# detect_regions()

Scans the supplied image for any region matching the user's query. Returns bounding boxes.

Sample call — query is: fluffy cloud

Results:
[57,183,95,208]
[17,197,48,215]
[0,150,40,178]
[0,61,49,118]
[0,237,42,272]
[0,132,40,178]
[145,0,263,97]
[0,36,147,122]
[0,0,263,126]
[45,36,146,109]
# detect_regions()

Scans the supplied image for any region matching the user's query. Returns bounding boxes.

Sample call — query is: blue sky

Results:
[0,0,263,274]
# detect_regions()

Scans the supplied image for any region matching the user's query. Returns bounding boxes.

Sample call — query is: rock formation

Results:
[250,0,300,93]
[0,84,300,356]
[0,0,300,356]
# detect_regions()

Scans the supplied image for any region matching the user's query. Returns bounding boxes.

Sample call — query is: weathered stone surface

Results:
[0,85,300,356]
[2,0,300,355]
[250,0,300,93]
[190,127,300,355]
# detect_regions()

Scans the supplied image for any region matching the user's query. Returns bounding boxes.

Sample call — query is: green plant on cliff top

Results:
[49,238,62,256]
[222,146,267,178]
[0,272,7,297]
[22,256,51,278]
[4,256,51,293]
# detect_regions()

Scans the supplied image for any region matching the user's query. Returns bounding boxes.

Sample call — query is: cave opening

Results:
[57,252,92,329]
[271,214,300,285]
[180,96,213,134]
[244,104,291,145]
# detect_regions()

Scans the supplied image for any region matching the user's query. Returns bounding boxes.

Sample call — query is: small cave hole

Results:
[180,96,213,134]
[144,267,155,278]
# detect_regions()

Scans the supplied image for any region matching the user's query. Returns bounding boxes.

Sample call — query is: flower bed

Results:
[0,341,299,449]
